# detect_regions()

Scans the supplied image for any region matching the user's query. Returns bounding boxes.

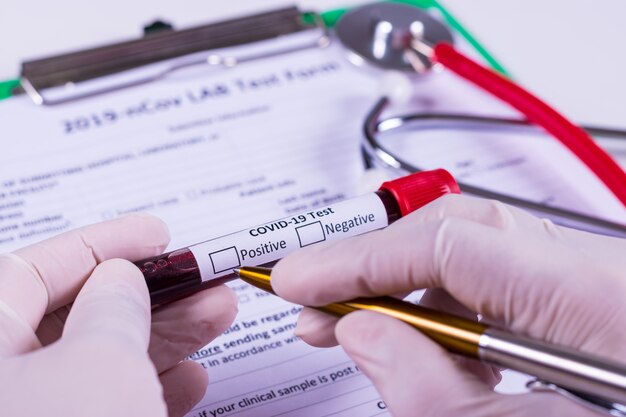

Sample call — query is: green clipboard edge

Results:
[0,79,19,101]
[0,0,507,102]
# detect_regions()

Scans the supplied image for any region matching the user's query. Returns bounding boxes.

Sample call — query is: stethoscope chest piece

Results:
[335,3,453,72]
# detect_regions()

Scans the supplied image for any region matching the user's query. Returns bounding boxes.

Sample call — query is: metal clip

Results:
[18,8,330,106]
[527,379,626,416]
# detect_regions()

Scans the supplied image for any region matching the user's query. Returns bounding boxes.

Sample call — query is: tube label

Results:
[189,193,390,282]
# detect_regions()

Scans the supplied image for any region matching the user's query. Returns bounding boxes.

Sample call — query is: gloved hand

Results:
[0,213,237,417]
[271,194,626,417]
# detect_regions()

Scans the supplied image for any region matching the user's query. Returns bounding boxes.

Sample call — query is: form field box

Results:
[296,221,325,247]
[209,246,241,274]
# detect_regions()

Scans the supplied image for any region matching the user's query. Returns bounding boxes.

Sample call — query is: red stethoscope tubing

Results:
[432,43,626,209]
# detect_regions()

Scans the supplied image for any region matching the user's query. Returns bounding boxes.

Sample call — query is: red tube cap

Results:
[379,169,460,216]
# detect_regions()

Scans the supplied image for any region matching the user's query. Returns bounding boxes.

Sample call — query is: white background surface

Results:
[1,0,625,128]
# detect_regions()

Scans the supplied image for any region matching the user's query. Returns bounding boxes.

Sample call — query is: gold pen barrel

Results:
[318,298,486,358]
[236,266,487,357]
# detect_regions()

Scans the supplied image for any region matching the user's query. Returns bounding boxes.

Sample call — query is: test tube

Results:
[135,169,459,305]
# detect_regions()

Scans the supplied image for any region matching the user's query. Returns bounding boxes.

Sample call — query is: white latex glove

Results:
[271,194,626,417]
[0,213,237,417]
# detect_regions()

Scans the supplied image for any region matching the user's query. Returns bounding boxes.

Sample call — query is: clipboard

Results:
[1,7,513,414]
[0,1,507,105]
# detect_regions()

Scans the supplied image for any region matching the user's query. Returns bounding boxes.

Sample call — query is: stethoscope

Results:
[335,3,626,238]
[20,2,626,238]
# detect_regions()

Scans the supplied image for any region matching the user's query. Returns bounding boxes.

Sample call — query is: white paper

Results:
[1,30,624,417]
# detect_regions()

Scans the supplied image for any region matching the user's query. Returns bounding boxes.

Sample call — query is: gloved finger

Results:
[150,285,238,373]
[271,194,544,306]
[160,360,208,417]
[271,192,577,306]
[269,198,486,305]
[0,213,169,336]
[421,289,501,388]
[294,307,339,347]
[62,259,152,352]
[272,216,465,305]
[335,310,496,417]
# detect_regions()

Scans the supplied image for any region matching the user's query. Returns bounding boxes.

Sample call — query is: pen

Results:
[234,266,626,414]
[135,169,459,305]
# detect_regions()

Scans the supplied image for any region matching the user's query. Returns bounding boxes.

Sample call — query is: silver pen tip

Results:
[232,268,241,276]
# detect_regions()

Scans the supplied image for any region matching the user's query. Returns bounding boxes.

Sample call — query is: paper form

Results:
[0,31,624,417]
[0,37,395,416]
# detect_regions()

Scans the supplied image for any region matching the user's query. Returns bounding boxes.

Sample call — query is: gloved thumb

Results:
[335,311,604,417]
[335,310,496,417]
[62,258,151,352]
[20,261,166,417]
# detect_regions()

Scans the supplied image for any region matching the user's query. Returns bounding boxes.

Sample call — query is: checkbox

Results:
[209,246,240,274]
[296,221,325,247]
